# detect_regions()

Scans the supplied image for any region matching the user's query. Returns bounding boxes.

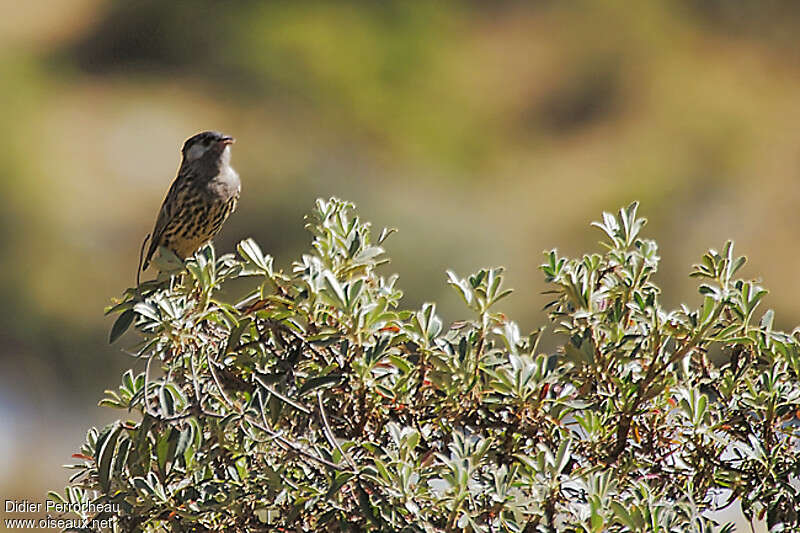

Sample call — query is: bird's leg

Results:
[169,270,188,292]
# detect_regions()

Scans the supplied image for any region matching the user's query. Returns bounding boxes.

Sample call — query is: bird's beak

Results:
[219,136,235,146]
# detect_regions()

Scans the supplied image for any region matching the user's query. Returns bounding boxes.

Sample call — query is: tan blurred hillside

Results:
[1,1,799,530]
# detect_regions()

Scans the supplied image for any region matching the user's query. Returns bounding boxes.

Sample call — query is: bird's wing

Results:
[142,177,184,270]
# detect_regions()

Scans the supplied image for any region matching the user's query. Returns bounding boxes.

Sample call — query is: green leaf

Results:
[325,471,355,499]
[699,295,715,325]
[159,385,175,417]
[553,439,571,475]
[321,271,347,309]
[610,502,637,529]
[155,428,179,476]
[109,309,135,343]
[96,423,121,493]
[388,355,412,374]
[238,238,272,274]
[175,426,194,459]
[224,317,251,355]
[357,484,381,526]
[105,299,134,316]
[133,301,159,322]
[298,375,344,397]
[761,309,775,331]
[46,491,66,505]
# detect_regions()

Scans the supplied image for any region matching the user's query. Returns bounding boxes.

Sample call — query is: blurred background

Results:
[3,1,800,530]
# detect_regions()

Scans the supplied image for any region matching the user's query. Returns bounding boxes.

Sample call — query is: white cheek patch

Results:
[219,145,231,165]
[186,143,208,161]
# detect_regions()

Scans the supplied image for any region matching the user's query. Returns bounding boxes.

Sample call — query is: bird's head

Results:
[182,131,235,164]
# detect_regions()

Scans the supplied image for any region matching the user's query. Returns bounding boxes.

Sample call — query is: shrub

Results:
[52,198,800,531]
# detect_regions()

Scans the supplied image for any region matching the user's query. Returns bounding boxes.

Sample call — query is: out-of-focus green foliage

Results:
[52,199,800,531]
[8,0,800,406]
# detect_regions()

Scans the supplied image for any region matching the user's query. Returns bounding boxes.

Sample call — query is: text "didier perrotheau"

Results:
[5,499,120,529]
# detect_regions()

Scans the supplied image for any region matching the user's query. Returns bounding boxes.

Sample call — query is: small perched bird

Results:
[140,131,241,273]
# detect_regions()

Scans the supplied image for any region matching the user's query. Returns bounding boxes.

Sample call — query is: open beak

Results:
[219,136,235,146]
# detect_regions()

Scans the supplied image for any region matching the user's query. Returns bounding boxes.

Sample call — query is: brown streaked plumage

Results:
[141,131,241,272]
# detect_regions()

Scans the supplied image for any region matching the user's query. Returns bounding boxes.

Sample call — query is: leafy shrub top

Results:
[53,199,800,532]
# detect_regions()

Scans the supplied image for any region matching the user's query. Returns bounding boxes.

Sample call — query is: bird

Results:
[139,131,241,276]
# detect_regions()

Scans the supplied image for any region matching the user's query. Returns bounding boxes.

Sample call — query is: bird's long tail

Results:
[136,233,151,289]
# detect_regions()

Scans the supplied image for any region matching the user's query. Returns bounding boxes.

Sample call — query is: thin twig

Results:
[317,391,356,470]
[254,375,311,415]
[207,348,239,412]
[245,416,345,472]
[280,322,336,366]
[189,352,202,404]
[143,354,160,420]
[204,344,341,472]
[258,389,271,428]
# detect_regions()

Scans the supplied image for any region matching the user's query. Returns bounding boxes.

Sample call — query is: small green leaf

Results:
[298,375,344,397]
[109,309,135,343]
[325,471,355,499]
[155,428,179,476]
[238,238,272,274]
[96,423,121,493]
[159,385,175,417]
